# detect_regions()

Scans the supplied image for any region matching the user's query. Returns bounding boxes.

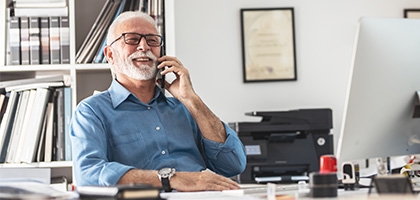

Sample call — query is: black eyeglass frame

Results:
[109,32,164,47]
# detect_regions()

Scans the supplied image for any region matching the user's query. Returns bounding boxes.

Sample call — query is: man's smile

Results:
[133,57,152,62]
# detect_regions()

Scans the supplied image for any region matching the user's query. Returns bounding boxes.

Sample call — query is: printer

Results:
[230,108,334,183]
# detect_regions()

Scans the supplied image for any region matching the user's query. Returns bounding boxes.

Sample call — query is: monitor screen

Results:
[336,17,420,165]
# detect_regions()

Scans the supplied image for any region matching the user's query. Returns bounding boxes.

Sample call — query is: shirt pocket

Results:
[109,131,151,168]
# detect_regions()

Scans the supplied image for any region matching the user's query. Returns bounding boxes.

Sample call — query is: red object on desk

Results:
[319,155,337,173]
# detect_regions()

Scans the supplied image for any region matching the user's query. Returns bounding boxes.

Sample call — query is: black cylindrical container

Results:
[310,172,338,198]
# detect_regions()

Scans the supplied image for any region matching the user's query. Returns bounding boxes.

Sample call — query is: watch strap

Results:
[161,177,172,192]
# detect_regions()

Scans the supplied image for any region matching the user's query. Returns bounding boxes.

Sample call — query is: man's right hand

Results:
[170,170,240,192]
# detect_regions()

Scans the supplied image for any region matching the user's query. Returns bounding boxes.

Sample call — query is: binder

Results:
[20,17,30,65]
[49,16,61,64]
[59,16,70,64]
[8,17,21,65]
[40,17,50,64]
[29,17,41,65]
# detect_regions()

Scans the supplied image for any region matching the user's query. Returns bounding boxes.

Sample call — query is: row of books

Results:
[0,75,72,164]
[10,0,68,17]
[6,15,70,66]
[76,0,165,64]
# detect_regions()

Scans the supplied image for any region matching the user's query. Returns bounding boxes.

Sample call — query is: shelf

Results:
[0,63,109,72]
[74,63,109,70]
[0,161,72,168]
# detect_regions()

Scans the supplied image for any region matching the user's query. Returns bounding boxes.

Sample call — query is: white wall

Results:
[169,0,420,151]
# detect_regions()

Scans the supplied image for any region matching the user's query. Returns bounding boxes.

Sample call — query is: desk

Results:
[160,186,420,200]
[2,181,419,200]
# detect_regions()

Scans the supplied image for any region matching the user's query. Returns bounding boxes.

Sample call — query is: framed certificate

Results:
[240,8,297,83]
[404,9,420,19]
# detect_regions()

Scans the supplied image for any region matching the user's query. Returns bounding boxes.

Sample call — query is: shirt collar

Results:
[108,79,166,108]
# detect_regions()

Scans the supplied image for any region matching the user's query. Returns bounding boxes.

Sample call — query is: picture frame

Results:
[240,7,297,83]
[404,9,420,19]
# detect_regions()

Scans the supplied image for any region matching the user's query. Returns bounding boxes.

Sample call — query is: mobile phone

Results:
[157,46,165,91]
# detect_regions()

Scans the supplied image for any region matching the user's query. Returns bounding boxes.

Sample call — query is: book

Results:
[20,17,30,65]
[8,16,21,65]
[13,7,68,17]
[59,16,70,64]
[5,90,30,163]
[5,81,65,92]
[20,88,52,163]
[40,17,50,64]
[12,89,36,163]
[84,0,121,63]
[76,184,161,200]
[63,87,72,161]
[0,91,20,163]
[76,0,115,64]
[93,0,127,63]
[52,87,71,161]
[0,75,71,90]
[131,0,141,11]
[5,7,12,65]
[14,0,67,8]
[0,94,7,123]
[54,87,64,161]
[49,16,61,64]
[43,102,54,162]
[36,102,53,162]
[139,0,146,12]
[29,17,41,65]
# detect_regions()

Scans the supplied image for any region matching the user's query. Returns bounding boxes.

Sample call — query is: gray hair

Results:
[106,11,158,45]
[106,11,158,78]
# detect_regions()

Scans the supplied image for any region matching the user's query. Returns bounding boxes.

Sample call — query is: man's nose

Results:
[136,37,150,51]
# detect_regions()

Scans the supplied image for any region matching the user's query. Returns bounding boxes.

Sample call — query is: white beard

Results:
[114,50,158,80]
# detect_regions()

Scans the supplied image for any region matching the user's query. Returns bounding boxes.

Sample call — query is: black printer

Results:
[230,108,334,183]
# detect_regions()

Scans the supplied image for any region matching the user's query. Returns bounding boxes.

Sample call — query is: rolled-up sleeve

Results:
[201,122,247,177]
[70,102,132,186]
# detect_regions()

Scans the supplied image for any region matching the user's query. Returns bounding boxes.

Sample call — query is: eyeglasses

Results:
[109,32,163,47]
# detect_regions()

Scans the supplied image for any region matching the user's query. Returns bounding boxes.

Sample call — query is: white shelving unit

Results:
[0,0,113,183]
[0,0,174,185]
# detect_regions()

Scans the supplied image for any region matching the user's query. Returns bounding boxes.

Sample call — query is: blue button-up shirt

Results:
[70,80,246,186]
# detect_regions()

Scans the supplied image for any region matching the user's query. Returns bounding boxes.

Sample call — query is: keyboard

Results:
[240,183,299,194]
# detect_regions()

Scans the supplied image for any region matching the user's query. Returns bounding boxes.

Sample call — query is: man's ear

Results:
[104,45,114,64]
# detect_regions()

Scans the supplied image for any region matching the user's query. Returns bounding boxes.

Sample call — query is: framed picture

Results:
[240,8,297,83]
[404,9,420,18]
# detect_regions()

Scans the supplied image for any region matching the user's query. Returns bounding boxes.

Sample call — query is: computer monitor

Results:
[336,17,420,166]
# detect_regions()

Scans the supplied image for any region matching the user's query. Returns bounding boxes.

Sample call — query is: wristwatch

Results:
[157,167,176,192]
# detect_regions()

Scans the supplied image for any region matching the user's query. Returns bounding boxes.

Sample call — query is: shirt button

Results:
[156,126,160,131]
[162,150,166,155]
[147,106,151,110]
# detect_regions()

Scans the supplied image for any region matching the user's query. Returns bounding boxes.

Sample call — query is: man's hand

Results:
[157,56,195,101]
[170,170,240,192]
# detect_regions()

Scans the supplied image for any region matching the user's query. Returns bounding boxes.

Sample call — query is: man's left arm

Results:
[182,95,246,177]
[158,56,246,176]
[183,94,228,143]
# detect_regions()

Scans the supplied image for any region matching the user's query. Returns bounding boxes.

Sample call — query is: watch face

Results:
[159,168,174,178]
[160,168,172,174]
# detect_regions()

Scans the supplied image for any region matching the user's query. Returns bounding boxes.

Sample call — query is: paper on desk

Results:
[160,190,259,200]
[0,180,78,199]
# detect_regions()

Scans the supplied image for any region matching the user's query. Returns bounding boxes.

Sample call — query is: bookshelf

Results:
[0,0,168,185]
